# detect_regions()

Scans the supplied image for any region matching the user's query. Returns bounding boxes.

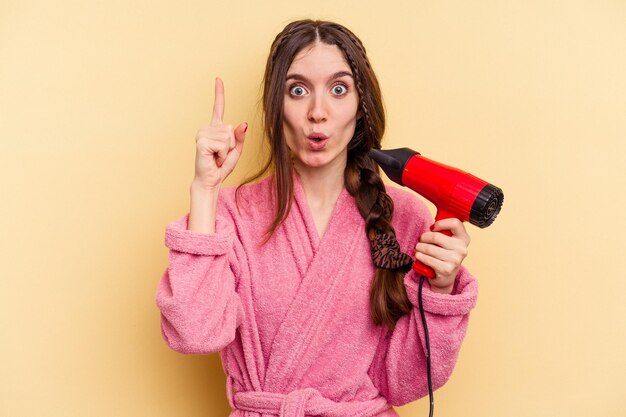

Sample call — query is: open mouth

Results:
[308,132,329,141]
[307,133,329,150]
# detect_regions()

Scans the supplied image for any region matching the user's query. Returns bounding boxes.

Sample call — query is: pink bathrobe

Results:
[156,175,478,417]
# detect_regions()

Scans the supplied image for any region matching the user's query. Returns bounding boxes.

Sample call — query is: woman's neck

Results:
[293,157,346,239]
[293,158,346,208]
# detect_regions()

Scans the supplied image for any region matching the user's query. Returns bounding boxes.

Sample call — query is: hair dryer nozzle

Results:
[368,148,418,185]
[470,183,504,228]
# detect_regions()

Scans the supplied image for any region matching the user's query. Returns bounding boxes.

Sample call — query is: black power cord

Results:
[418,275,434,417]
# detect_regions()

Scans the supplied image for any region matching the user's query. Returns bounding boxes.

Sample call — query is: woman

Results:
[157,19,477,417]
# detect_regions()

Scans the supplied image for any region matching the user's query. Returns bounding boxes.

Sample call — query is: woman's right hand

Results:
[193,77,247,191]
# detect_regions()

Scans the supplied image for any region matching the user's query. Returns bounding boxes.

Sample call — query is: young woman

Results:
[157,19,477,417]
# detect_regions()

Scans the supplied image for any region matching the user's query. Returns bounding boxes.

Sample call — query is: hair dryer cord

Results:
[418,275,434,417]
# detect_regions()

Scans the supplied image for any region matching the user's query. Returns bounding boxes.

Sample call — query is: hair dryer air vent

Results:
[470,183,504,228]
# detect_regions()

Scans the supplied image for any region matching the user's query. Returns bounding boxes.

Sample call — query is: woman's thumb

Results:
[233,122,248,153]
[219,122,247,176]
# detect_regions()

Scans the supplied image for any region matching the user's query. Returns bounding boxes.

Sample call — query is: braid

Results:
[333,37,377,138]
[346,155,412,331]
[352,68,377,138]
[331,23,372,69]
[269,21,303,64]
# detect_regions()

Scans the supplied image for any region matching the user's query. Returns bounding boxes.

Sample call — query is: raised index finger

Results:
[211,77,225,125]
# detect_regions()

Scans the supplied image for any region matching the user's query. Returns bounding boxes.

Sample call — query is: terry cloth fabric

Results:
[156,175,478,417]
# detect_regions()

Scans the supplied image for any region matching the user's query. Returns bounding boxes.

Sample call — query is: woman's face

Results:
[282,42,360,173]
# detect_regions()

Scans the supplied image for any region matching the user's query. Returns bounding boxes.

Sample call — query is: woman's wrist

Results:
[188,181,220,233]
[429,282,454,294]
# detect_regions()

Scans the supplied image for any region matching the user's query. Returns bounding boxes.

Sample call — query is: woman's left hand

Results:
[414,218,471,294]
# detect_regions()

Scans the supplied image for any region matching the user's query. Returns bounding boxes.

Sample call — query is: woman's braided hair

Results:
[240,19,412,330]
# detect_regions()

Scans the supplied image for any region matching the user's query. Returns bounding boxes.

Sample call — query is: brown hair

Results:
[239,19,411,330]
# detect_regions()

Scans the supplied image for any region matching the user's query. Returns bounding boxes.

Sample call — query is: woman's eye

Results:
[289,85,307,96]
[332,84,348,95]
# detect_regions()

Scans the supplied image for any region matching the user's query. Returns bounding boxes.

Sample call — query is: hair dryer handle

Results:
[411,209,456,279]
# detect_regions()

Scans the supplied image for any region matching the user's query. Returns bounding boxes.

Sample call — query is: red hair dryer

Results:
[369,148,504,278]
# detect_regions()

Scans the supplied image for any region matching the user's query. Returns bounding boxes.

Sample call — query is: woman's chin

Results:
[294,154,348,174]
[297,159,326,170]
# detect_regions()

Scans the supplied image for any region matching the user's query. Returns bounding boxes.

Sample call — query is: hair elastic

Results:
[370,232,413,272]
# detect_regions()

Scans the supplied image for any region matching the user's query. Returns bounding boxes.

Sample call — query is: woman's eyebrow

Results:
[285,71,354,82]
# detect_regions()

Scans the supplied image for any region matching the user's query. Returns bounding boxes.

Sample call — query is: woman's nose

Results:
[307,94,328,123]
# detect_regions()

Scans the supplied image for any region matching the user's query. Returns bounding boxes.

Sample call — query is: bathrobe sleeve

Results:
[367,188,479,405]
[156,208,246,354]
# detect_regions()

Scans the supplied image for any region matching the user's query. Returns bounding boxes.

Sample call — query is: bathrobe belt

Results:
[233,388,390,417]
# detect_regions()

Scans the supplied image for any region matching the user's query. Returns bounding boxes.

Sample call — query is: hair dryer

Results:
[369,148,504,279]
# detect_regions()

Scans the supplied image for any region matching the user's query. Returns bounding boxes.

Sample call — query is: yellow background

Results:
[1,1,625,416]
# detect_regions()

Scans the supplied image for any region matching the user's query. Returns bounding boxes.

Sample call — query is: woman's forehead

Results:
[288,42,351,76]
